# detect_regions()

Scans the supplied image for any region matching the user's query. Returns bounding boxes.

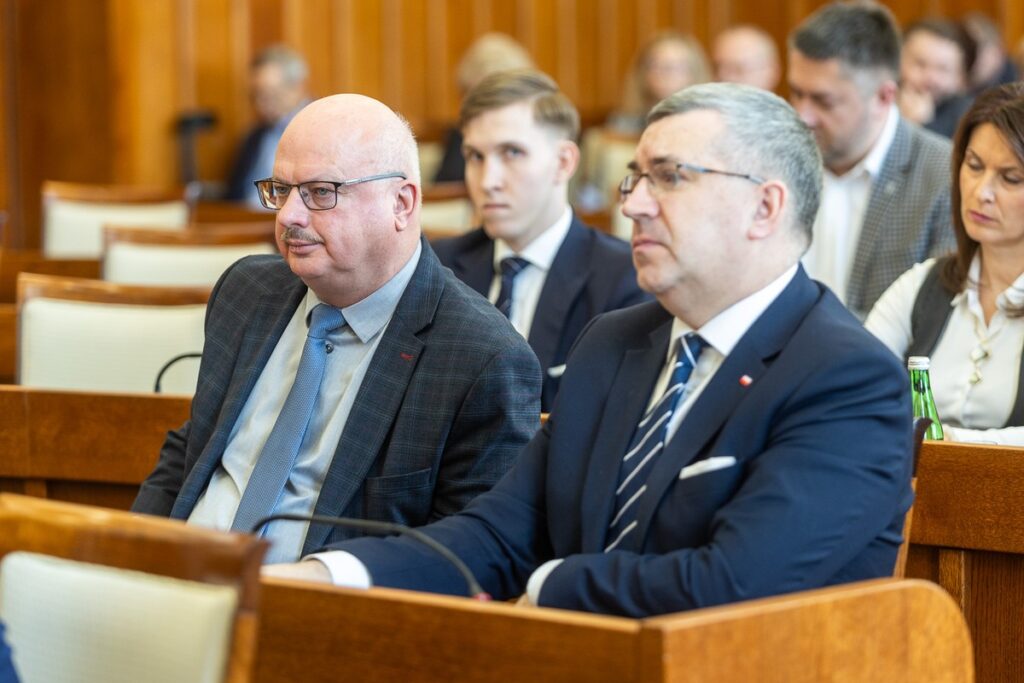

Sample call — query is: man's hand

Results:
[261,560,333,584]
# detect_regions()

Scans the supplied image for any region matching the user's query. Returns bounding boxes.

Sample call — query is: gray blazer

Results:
[132,240,542,555]
[846,117,955,317]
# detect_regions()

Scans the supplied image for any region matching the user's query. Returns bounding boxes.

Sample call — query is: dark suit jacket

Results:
[338,268,914,617]
[0,623,16,683]
[432,216,650,410]
[132,241,542,555]
[223,126,269,202]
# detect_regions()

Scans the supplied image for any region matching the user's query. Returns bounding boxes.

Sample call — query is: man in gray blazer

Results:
[133,94,541,563]
[788,2,955,318]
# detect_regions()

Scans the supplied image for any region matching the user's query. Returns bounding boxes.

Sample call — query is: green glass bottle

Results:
[908,356,944,440]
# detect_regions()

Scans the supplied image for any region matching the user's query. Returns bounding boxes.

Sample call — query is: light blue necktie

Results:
[605,333,707,552]
[231,303,345,536]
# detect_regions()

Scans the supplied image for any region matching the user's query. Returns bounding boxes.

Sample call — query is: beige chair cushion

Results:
[0,552,237,683]
[19,298,205,394]
[105,242,276,287]
[44,200,189,259]
[420,198,473,234]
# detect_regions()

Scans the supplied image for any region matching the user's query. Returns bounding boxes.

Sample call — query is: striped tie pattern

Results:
[495,256,530,318]
[605,333,707,553]
[231,303,346,537]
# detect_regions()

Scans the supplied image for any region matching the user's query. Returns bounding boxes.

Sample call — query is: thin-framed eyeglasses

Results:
[254,172,407,211]
[619,161,764,200]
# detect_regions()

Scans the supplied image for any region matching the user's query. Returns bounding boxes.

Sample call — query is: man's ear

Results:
[748,180,787,240]
[554,139,581,184]
[393,181,419,231]
[875,78,899,108]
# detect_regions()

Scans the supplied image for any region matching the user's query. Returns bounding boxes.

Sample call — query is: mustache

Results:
[280,226,325,244]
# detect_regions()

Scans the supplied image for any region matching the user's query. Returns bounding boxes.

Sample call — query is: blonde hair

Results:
[456,33,535,94]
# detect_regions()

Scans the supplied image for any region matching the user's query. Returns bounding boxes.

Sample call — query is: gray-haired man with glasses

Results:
[264,83,913,618]
[133,94,541,565]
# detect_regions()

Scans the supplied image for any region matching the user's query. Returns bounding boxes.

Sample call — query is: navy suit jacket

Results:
[0,623,16,683]
[432,216,650,410]
[132,240,542,555]
[338,268,914,617]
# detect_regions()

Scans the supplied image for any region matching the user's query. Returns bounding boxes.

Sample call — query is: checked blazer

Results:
[132,239,541,555]
[844,117,956,317]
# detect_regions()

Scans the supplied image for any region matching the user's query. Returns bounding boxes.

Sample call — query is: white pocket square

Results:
[678,456,737,480]
[547,364,567,378]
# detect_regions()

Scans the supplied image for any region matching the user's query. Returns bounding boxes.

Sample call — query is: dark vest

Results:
[908,255,1024,427]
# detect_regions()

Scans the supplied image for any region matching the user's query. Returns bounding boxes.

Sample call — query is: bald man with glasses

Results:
[133,94,541,564]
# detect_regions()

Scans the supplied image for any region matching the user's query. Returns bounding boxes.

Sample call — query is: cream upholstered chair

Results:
[42,181,191,259]
[0,494,266,683]
[103,225,276,287]
[16,273,209,394]
[421,182,474,239]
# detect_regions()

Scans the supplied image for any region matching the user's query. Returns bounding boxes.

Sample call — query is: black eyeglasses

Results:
[619,161,764,198]
[254,172,407,211]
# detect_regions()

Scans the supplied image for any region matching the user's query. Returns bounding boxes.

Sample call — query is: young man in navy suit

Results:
[265,83,913,619]
[431,70,650,410]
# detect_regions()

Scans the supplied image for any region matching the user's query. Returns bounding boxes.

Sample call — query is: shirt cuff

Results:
[304,551,373,589]
[526,559,564,605]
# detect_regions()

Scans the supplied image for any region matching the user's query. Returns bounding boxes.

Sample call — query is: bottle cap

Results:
[908,356,930,370]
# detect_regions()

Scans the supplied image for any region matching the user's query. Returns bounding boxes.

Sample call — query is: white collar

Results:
[492,207,573,272]
[668,265,800,361]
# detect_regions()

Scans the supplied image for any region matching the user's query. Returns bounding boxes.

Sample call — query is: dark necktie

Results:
[605,333,707,552]
[494,256,530,318]
[231,303,346,537]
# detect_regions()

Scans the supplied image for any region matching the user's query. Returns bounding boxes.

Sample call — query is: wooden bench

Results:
[908,440,1024,683]
[253,577,971,683]
[0,385,188,510]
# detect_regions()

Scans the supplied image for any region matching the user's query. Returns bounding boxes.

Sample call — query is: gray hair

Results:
[252,45,309,85]
[789,2,901,81]
[648,82,822,243]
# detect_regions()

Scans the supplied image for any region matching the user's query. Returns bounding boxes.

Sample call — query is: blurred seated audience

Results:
[432,33,535,184]
[712,24,781,92]
[899,18,976,139]
[962,12,1019,94]
[606,31,710,136]
[224,45,310,206]
[867,83,1024,446]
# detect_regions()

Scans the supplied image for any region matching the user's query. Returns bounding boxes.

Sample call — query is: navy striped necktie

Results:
[605,332,707,553]
[495,256,529,318]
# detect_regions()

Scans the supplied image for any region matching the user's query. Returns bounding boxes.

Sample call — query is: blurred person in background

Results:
[224,45,311,206]
[899,18,976,139]
[962,12,1019,94]
[712,24,781,92]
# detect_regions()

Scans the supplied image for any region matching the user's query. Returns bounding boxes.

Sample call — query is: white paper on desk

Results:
[679,456,737,480]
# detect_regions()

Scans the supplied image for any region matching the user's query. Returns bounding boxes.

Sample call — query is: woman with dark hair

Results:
[867,82,1024,445]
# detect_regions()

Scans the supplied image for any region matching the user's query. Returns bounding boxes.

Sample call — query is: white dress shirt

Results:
[865,256,1024,446]
[488,208,573,341]
[190,243,422,563]
[803,106,899,305]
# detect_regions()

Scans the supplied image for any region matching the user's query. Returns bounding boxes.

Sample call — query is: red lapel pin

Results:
[739,374,753,386]
[400,352,415,362]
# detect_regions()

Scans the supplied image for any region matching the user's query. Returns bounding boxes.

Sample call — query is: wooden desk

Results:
[254,578,971,683]
[908,440,1024,683]
[0,385,189,509]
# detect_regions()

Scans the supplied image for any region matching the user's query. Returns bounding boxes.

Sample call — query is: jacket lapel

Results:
[580,310,674,552]
[303,240,443,552]
[630,269,822,546]
[172,262,306,517]
[847,118,911,311]
[528,217,591,373]
[451,229,495,297]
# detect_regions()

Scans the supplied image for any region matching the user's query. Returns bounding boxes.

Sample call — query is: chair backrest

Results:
[16,273,209,394]
[42,181,190,259]
[0,494,266,683]
[103,225,276,286]
[421,182,473,237]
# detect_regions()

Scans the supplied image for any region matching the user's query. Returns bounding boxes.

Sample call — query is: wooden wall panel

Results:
[2,0,1024,247]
